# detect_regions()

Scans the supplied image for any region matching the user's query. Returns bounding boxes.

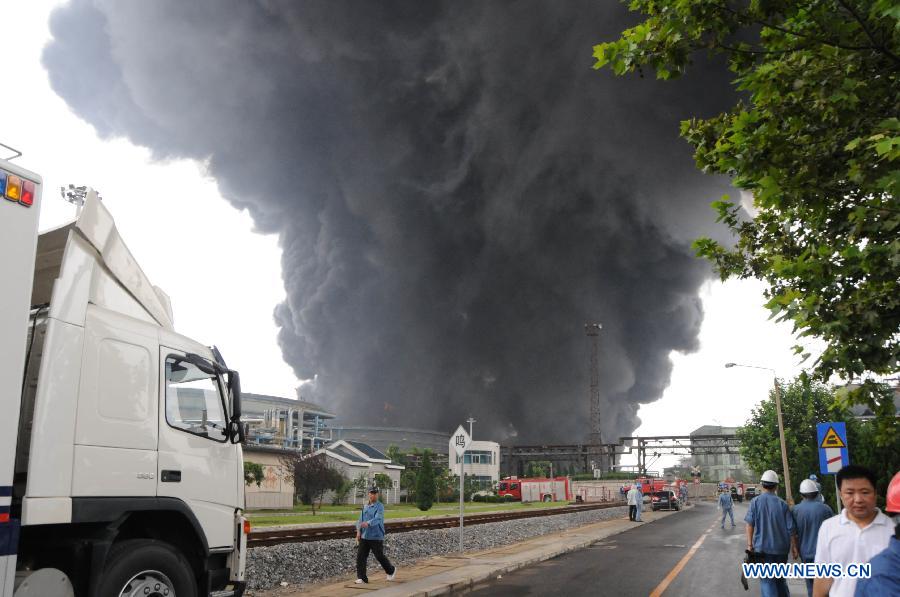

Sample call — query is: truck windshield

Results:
[165,355,228,441]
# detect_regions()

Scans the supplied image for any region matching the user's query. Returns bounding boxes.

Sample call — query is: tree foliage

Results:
[415,451,436,511]
[594,1,900,401]
[243,460,265,487]
[373,473,394,503]
[736,377,900,508]
[386,444,427,502]
[525,461,552,477]
[280,452,345,514]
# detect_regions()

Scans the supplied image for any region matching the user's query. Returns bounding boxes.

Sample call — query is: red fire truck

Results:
[622,477,669,493]
[497,477,573,503]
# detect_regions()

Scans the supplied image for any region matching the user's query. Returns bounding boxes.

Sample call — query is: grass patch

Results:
[248,500,573,527]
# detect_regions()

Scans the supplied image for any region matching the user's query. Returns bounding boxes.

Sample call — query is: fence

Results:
[572,480,721,503]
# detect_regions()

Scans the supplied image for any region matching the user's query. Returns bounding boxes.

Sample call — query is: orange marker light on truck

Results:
[243,519,252,535]
[5,174,22,201]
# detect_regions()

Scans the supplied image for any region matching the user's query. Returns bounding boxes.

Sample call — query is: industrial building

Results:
[242,392,335,451]
[328,425,448,454]
[689,425,754,482]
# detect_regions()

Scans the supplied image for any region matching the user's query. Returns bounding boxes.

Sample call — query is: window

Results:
[455,450,494,465]
[165,355,228,442]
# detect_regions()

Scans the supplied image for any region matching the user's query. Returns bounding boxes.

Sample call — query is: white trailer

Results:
[520,479,570,503]
[1,157,248,596]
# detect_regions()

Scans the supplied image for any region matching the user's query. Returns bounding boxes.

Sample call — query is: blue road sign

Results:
[817,422,849,475]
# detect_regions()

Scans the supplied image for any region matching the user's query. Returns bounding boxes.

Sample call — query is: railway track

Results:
[248,501,626,547]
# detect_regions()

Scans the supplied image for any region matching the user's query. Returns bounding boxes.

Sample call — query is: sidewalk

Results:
[253,505,686,597]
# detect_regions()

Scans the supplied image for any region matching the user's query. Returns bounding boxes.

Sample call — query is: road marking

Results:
[649,520,717,597]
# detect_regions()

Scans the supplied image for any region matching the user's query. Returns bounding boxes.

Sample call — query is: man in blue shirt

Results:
[355,487,396,584]
[855,471,900,596]
[794,478,834,596]
[745,470,797,597]
[719,488,735,529]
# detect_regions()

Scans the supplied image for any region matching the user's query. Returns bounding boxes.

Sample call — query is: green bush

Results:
[472,494,504,503]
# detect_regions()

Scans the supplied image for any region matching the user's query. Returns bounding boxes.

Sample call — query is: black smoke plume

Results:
[43,1,734,443]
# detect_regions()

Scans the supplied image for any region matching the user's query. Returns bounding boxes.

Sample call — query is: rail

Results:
[248,501,626,547]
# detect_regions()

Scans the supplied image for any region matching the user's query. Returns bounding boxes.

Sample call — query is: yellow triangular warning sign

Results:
[821,427,845,448]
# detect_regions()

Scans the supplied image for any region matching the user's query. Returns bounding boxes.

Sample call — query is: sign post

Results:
[816,422,849,513]
[450,425,472,552]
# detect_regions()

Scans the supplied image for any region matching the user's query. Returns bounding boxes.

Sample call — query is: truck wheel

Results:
[96,539,197,597]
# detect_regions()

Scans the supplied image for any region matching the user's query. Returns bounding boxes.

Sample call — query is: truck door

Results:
[157,349,239,549]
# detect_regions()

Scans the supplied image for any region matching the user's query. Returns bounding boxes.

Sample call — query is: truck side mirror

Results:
[227,369,244,444]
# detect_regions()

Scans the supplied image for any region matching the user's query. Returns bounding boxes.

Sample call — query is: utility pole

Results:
[585,323,603,471]
[466,417,476,440]
[725,363,794,505]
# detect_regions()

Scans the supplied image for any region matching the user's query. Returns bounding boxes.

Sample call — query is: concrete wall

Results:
[243,448,293,510]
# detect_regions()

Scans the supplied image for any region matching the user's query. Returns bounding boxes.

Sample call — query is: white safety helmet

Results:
[760,470,779,484]
[800,479,819,495]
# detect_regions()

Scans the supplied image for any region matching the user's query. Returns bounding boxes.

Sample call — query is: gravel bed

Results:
[245,505,629,592]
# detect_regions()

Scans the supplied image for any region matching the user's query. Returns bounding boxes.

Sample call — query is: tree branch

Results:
[711,1,900,66]
[719,43,810,56]
[835,0,900,65]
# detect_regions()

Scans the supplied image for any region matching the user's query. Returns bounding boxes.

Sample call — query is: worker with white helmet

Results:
[744,470,797,597]
[808,473,825,503]
[634,482,644,522]
[793,478,834,597]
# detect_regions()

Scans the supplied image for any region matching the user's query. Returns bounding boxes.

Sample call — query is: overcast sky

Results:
[4,2,815,471]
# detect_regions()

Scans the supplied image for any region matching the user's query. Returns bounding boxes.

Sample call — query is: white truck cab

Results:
[1,157,248,597]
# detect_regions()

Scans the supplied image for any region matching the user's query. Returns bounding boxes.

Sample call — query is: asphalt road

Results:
[456,500,806,596]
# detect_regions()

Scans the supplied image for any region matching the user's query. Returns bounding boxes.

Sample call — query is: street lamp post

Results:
[725,362,794,505]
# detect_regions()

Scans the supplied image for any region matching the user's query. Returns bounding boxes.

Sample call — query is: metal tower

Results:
[585,323,602,454]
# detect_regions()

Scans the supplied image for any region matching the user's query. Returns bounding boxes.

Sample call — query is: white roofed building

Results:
[316,440,405,504]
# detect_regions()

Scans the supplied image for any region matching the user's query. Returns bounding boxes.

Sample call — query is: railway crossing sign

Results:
[451,425,472,457]
[817,422,849,475]
[450,424,472,552]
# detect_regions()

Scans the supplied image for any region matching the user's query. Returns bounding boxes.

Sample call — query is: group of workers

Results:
[734,465,898,597]
[626,482,644,521]
[625,481,690,523]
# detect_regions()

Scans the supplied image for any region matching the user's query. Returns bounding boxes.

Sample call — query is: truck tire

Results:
[95,539,197,597]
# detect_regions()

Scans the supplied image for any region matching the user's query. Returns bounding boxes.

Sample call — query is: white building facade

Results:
[449,439,500,488]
